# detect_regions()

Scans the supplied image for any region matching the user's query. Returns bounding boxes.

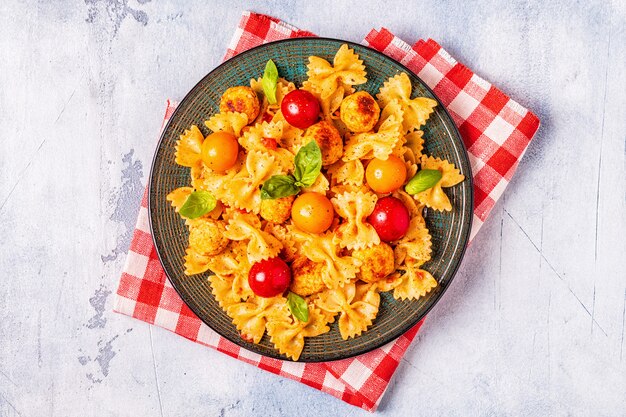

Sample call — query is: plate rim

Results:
[148,36,474,362]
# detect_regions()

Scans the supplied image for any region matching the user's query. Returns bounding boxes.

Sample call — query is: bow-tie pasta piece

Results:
[327,159,365,187]
[342,100,404,161]
[321,86,346,120]
[205,240,250,277]
[224,211,283,264]
[222,150,279,212]
[239,121,295,171]
[227,295,290,344]
[266,306,330,361]
[263,223,298,262]
[404,130,425,160]
[393,217,432,267]
[204,112,249,137]
[414,155,465,212]
[190,154,244,202]
[331,191,380,250]
[209,272,254,309]
[270,110,305,152]
[301,232,361,289]
[329,183,371,197]
[238,121,282,152]
[377,72,437,133]
[391,259,438,301]
[315,282,380,340]
[183,247,211,276]
[373,273,405,293]
[175,125,204,167]
[396,130,424,179]
[284,223,319,255]
[303,44,367,100]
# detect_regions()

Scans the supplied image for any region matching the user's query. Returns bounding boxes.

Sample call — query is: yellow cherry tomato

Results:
[201,132,239,172]
[365,155,407,193]
[291,192,334,234]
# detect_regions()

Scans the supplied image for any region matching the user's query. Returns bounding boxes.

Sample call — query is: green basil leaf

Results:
[405,169,443,195]
[179,191,217,219]
[293,141,322,187]
[262,59,279,105]
[260,175,300,200]
[287,292,309,322]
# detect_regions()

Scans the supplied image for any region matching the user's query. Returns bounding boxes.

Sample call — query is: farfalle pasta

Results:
[266,306,330,360]
[175,125,204,167]
[224,211,283,263]
[414,155,465,211]
[377,72,438,133]
[205,112,249,137]
[301,232,361,288]
[342,100,404,161]
[331,191,380,250]
[166,45,465,360]
[315,282,380,340]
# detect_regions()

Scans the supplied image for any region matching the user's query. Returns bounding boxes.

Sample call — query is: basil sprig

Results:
[262,59,279,104]
[260,175,300,200]
[293,141,323,187]
[178,191,217,219]
[405,169,443,195]
[287,292,309,322]
[260,141,322,200]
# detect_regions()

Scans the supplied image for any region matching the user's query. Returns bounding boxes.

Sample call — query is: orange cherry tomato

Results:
[201,132,239,171]
[291,192,334,234]
[365,155,407,193]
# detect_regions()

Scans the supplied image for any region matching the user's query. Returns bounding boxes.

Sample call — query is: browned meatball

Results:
[352,242,395,283]
[188,219,229,256]
[219,86,260,123]
[260,196,295,224]
[302,120,343,166]
[289,256,326,296]
[340,91,380,133]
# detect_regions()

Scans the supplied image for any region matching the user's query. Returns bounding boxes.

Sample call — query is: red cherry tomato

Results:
[248,257,292,297]
[261,137,278,150]
[281,89,321,129]
[367,196,410,242]
[261,112,274,123]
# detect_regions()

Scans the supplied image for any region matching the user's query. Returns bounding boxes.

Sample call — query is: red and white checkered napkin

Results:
[114,11,540,412]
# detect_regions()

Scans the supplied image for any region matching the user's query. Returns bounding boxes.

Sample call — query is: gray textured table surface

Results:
[1,1,625,416]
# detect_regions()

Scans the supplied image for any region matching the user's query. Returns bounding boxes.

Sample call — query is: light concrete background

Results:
[1,1,625,416]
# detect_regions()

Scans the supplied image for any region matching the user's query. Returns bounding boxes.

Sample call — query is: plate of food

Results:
[149,38,473,362]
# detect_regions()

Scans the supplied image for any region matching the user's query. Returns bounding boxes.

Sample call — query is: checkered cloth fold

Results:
[114,11,539,412]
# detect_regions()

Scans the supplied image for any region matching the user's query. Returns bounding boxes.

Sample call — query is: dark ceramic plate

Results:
[149,38,473,362]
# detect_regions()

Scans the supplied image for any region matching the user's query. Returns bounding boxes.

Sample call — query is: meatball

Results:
[352,243,395,283]
[289,256,326,296]
[260,195,295,224]
[340,91,380,133]
[219,86,260,123]
[302,121,343,166]
[188,218,229,256]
